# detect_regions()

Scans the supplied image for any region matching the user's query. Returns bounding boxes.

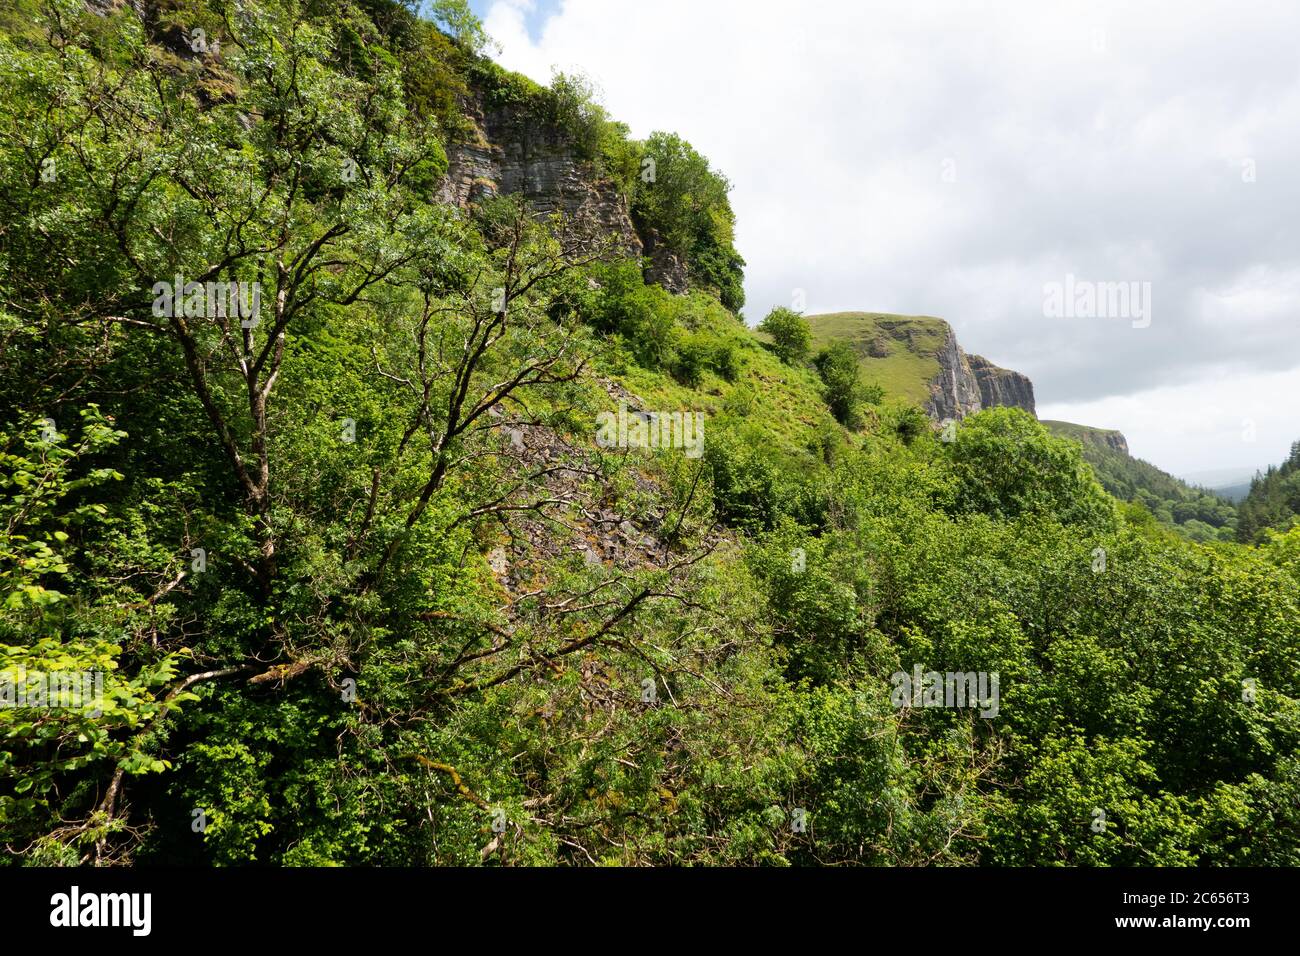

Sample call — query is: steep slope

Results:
[1043,421,1238,541]
[1042,420,1130,456]
[804,312,1035,419]
[967,354,1036,417]
[437,79,645,257]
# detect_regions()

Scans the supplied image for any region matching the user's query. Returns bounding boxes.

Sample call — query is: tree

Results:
[633,132,745,311]
[814,341,879,429]
[945,408,1115,527]
[759,307,812,365]
[428,0,492,54]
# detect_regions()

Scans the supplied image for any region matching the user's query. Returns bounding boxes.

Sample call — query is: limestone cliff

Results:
[804,311,1040,422]
[927,325,984,421]
[438,90,643,256]
[919,325,1037,421]
[966,354,1037,417]
[1099,430,1129,455]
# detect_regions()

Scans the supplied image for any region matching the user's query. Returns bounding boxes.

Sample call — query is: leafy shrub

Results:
[705,428,783,532]
[713,338,741,382]
[759,307,812,365]
[814,341,871,429]
[945,408,1115,527]
[632,132,745,311]
[672,331,710,387]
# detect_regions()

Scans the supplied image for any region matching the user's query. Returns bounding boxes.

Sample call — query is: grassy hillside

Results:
[617,309,837,457]
[1044,421,1238,541]
[804,312,951,406]
[1041,419,1127,451]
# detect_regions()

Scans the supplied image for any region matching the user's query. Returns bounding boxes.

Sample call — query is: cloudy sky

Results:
[468,0,1300,478]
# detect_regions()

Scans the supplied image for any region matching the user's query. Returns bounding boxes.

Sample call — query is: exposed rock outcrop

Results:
[479,378,727,603]
[927,325,984,421]
[967,354,1037,417]
[639,227,690,295]
[921,326,1038,422]
[1094,429,1130,455]
[438,90,643,258]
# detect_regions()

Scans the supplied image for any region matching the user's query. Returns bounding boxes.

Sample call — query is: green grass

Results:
[1041,419,1127,447]
[614,324,839,457]
[804,312,951,407]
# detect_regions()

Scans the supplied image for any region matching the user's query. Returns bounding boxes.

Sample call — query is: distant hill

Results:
[800,314,1239,542]
[1042,419,1130,455]
[1179,467,1260,504]
[1043,421,1238,541]
[804,312,950,408]
[1215,482,1253,504]
[804,312,1035,419]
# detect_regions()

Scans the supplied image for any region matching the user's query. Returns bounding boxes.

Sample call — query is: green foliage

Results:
[1044,420,1238,540]
[758,307,812,365]
[704,427,784,532]
[1237,441,1300,543]
[633,132,745,311]
[0,407,194,857]
[582,261,746,386]
[427,0,490,54]
[945,408,1116,528]
[813,340,880,430]
[0,0,1295,870]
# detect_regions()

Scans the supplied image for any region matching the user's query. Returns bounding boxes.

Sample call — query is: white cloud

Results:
[480,0,1300,474]
[1040,362,1300,476]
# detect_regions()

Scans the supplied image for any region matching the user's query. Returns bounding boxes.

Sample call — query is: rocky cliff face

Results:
[927,325,984,421]
[1095,429,1130,455]
[966,354,1037,417]
[925,326,1037,421]
[638,227,690,295]
[438,90,645,258]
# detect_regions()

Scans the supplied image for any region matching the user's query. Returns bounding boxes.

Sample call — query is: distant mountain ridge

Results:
[1180,467,1259,503]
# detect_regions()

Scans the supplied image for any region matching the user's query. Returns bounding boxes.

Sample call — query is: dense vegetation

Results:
[1,0,1297,867]
[1044,421,1239,543]
[1237,442,1300,544]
